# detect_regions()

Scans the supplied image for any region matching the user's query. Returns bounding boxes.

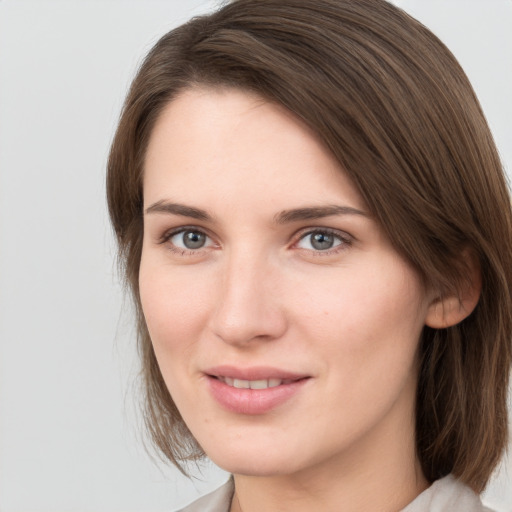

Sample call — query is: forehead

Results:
[143,86,366,214]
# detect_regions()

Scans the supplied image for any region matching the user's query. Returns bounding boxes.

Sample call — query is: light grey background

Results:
[0,1,510,511]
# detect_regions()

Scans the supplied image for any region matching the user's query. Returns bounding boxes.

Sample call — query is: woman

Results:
[107,0,512,510]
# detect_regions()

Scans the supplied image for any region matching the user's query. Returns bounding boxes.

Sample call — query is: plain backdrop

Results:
[0,1,510,511]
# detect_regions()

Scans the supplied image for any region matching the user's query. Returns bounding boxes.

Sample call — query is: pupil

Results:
[183,231,205,249]
[311,232,333,250]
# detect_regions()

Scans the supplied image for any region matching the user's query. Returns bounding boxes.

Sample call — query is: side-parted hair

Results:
[107,0,512,491]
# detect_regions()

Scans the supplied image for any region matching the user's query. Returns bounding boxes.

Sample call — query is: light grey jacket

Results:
[177,475,493,512]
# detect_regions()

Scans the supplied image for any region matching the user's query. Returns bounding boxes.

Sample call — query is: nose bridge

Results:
[210,245,286,345]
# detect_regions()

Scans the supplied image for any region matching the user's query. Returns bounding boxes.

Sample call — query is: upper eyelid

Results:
[290,227,354,254]
[159,225,213,242]
[292,226,354,242]
[157,225,354,249]
[159,227,217,255]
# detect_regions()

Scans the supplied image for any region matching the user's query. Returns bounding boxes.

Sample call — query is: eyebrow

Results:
[144,200,368,223]
[145,200,212,221]
[274,205,368,223]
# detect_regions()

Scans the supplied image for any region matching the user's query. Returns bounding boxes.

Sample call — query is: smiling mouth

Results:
[206,372,310,414]
[214,376,298,389]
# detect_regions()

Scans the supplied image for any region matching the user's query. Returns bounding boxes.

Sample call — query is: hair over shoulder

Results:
[107,0,512,491]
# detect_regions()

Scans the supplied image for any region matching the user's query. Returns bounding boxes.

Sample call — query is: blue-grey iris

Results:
[311,232,334,250]
[183,230,206,249]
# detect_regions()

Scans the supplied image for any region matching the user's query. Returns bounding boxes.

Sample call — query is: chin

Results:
[205,443,303,477]
[213,457,294,477]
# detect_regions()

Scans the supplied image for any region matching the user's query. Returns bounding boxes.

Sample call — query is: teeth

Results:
[268,378,282,388]
[249,379,269,390]
[233,379,250,389]
[220,377,284,389]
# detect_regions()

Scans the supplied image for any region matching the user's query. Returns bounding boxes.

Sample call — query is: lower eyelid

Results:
[158,227,219,256]
[158,227,207,243]
[295,230,352,249]
[167,246,207,256]
[156,227,352,254]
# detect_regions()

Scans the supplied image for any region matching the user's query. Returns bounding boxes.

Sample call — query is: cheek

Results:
[138,257,213,357]
[287,262,427,445]
[292,257,428,380]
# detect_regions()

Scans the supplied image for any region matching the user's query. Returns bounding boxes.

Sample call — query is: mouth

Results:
[204,366,311,414]
[213,376,301,389]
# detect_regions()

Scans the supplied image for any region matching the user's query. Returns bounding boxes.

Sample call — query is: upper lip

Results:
[204,365,310,381]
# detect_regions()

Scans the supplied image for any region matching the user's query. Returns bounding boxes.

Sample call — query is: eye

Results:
[296,229,348,251]
[167,229,213,251]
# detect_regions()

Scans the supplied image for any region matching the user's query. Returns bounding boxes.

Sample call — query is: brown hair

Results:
[107,0,512,491]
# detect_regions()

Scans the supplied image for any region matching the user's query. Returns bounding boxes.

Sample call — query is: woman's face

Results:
[140,87,434,477]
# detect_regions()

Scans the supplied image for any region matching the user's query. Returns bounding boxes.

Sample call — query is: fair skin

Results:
[139,87,472,512]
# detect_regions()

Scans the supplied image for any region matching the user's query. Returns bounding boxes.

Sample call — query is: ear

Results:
[425,250,482,329]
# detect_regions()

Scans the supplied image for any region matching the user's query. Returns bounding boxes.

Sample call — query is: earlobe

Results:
[425,251,482,329]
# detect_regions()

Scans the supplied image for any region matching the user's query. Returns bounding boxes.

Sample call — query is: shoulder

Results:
[401,475,494,512]
[175,479,234,512]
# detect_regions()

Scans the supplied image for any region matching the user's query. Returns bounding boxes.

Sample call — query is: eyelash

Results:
[158,226,216,256]
[293,227,353,256]
[158,226,353,257]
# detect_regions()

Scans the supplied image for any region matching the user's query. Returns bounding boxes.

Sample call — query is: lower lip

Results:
[206,376,309,415]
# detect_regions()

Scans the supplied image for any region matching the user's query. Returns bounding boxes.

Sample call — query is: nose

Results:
[208,250,288,347]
